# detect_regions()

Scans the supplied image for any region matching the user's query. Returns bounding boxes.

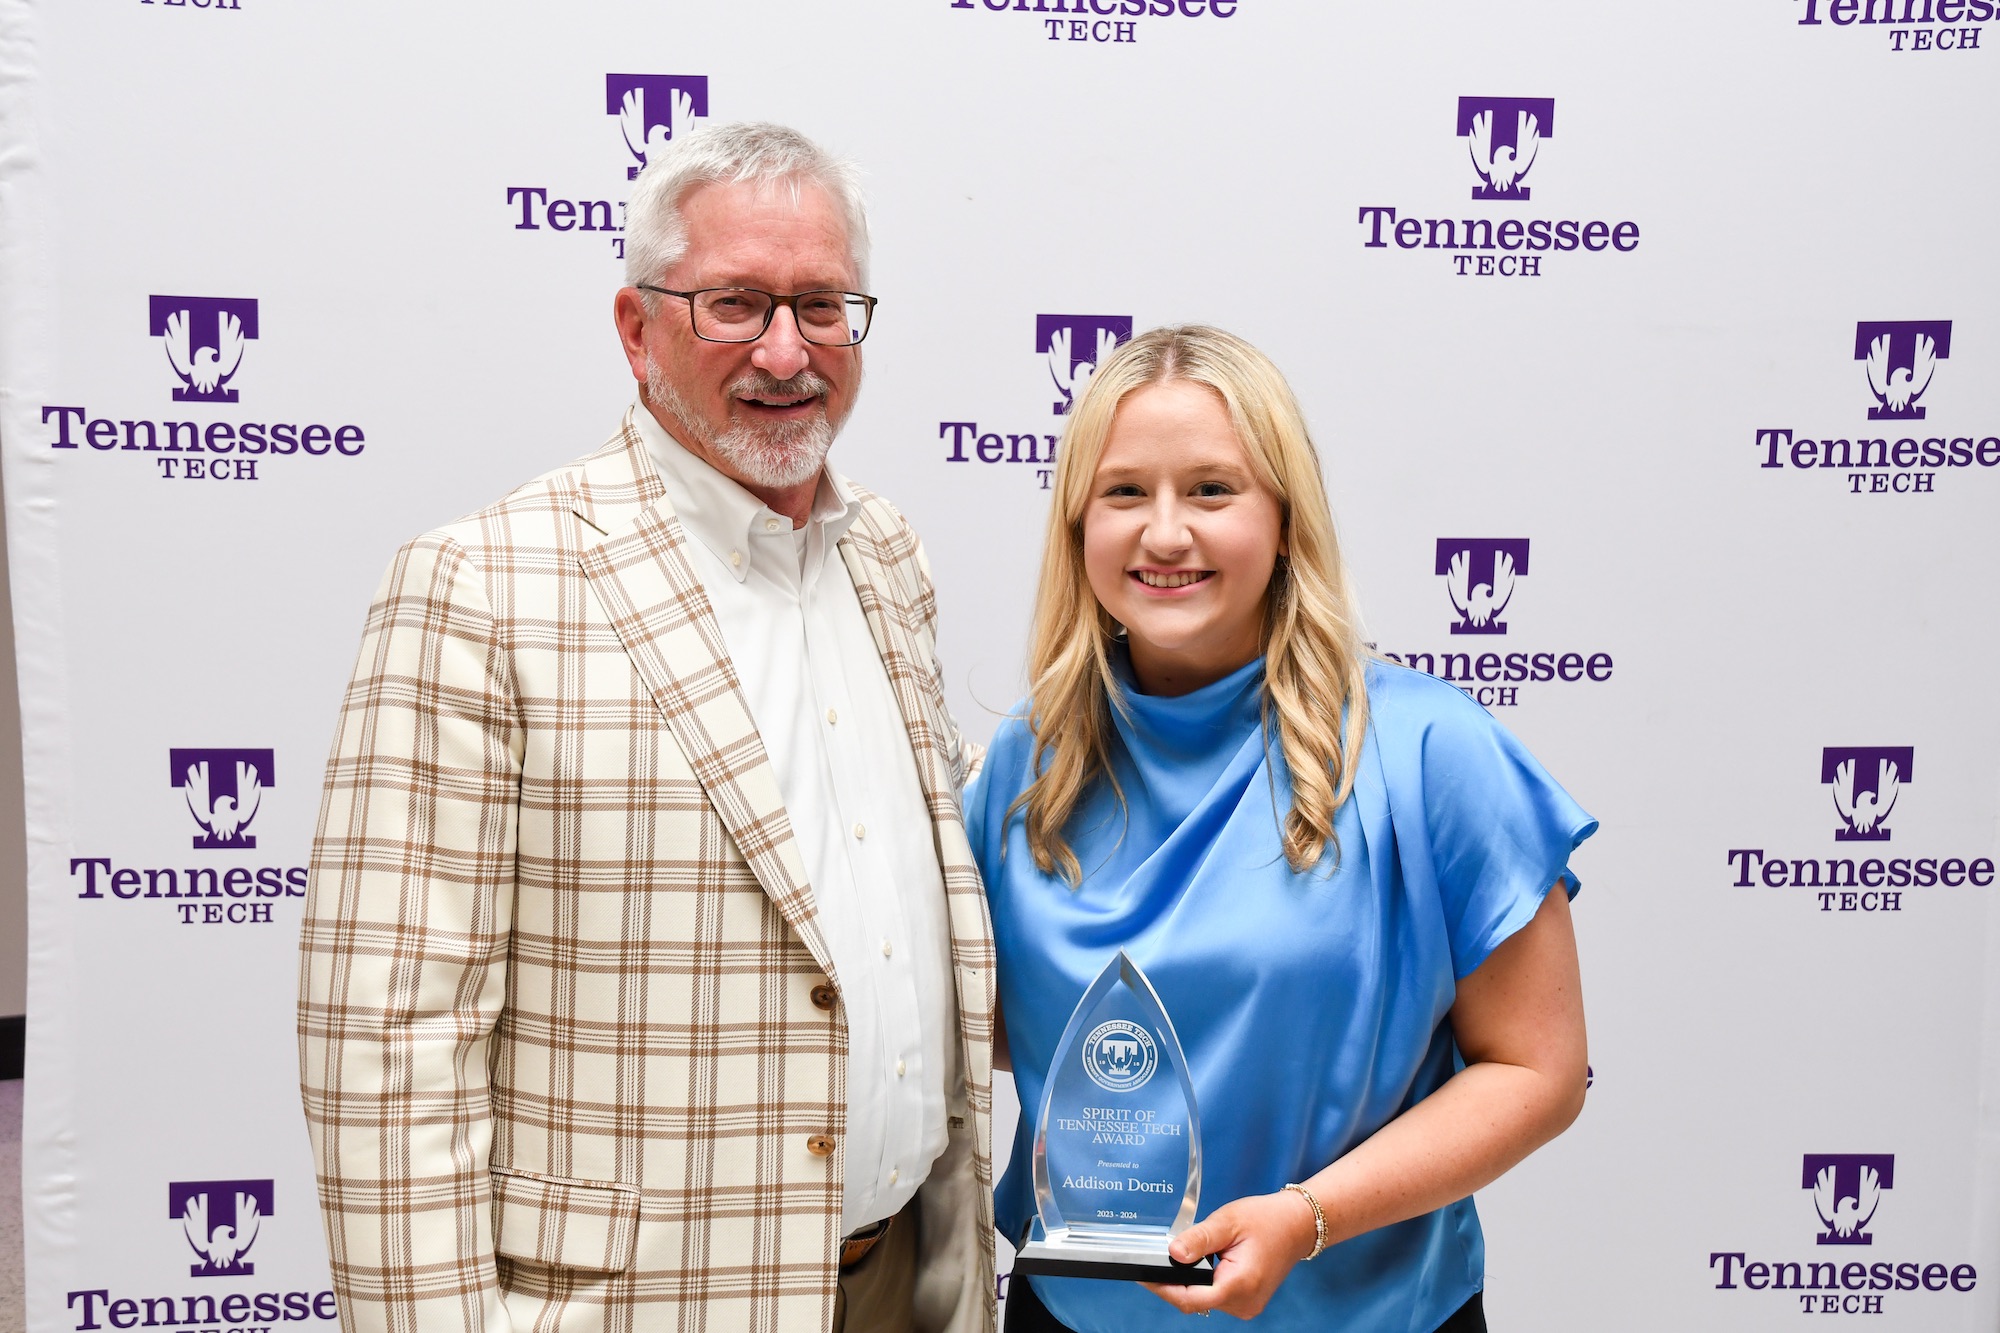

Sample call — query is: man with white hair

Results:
[299,122,996,1333]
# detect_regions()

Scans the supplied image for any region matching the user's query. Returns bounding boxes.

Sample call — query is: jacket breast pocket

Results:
[490,1166,640,1273]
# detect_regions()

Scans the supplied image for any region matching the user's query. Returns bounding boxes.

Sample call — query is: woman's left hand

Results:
[1141,1189,1317,1319]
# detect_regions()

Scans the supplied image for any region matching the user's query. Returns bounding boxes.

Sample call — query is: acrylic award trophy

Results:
[1012,951,1212,1285]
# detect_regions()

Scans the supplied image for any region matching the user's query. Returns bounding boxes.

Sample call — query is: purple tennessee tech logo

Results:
[1036,314,1133,415]
[1435,538,1530,635]
[1856,320,1951,421]
[148,297,258,404]
[1803,1154,1893,1246]
[1820,747,1912,843]
[171,1179,273,1277]
[1457,97,1555,200]
[172,748,274,849]
[607,74,710,180]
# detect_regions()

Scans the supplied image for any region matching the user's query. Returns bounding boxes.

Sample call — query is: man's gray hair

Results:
[624,121,870,293]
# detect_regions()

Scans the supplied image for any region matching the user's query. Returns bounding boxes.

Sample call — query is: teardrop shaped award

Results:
[1013,951,1212,1284]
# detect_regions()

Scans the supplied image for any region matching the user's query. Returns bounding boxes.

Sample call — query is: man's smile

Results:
[728,367,833,423]
[738,392,822,417]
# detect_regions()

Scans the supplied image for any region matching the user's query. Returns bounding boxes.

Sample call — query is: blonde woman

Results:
[967,326,1595,1332]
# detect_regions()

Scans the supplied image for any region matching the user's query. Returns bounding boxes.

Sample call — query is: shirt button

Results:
[811,983,838,1012]
[889,1167,899,1185]
[806,1134,835,1158]
[765,518,782,533]
[881,939,893,958]
[728,551,742,568]
[853,823,866,840]
[826,708,838,726]
[896,1059,907,1077]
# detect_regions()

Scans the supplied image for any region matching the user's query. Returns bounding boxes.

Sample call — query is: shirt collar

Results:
[631,399,858,584]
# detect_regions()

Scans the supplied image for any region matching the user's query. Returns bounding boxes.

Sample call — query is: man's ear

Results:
[613,288,650,383]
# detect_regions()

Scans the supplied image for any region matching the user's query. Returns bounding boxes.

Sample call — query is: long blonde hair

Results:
[1017,325,1372,882]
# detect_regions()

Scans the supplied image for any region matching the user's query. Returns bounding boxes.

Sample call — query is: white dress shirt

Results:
[635,405,955,1232]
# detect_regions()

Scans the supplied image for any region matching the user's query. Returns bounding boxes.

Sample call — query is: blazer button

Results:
[806,1135,835,1158]
[811,984,838,1012]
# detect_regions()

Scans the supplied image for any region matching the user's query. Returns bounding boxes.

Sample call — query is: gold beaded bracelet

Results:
[1282,1182,1326,1260]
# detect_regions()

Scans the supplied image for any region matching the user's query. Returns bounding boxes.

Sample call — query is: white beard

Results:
[646,357,836,489]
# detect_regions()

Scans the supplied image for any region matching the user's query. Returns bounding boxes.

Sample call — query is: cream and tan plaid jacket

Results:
[298,415,996,1333]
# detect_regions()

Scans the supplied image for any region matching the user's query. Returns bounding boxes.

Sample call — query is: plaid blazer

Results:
[298,414,997,1333]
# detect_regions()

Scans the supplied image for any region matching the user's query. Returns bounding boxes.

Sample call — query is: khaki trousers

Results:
[832,1200,918,1333]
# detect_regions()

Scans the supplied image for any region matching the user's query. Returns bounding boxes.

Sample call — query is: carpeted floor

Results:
[1,1080,20,1333]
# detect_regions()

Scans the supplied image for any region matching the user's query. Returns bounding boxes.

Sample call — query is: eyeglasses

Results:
[637,285,878,347]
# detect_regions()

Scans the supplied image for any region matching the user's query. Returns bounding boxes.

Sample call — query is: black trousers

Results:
[1003,1274,1487,1332]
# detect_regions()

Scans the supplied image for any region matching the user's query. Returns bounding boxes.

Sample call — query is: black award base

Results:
[1013,1224,1215,1286]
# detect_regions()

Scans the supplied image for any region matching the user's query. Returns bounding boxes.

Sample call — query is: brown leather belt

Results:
[839,1213,895,1270]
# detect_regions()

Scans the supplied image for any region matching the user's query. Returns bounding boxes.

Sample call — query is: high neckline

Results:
[1107,647,1267,819]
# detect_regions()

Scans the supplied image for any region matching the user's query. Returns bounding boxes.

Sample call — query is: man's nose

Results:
[751,304,812,380]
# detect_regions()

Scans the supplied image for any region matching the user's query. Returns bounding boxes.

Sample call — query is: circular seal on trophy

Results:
[1082,1020,1158,1092]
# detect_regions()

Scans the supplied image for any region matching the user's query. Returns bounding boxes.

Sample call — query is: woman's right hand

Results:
[1140,1189,1319,1320]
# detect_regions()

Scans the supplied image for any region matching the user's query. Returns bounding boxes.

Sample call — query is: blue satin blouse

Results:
[966,654,1597,1333]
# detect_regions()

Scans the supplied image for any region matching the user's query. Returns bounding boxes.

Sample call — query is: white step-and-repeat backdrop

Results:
[2,2,1996,1330]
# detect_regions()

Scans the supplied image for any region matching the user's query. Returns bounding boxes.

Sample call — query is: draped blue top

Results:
[966,654,1596,1333]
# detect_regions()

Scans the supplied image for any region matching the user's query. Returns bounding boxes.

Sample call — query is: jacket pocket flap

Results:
[490,1167,640,1273]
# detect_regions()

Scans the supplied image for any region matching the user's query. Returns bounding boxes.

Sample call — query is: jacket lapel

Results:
[837,504,997,1042]
[835,520,958,835]
[571,418,836,980]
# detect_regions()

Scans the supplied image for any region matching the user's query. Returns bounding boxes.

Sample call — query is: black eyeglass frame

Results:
[636,284,879,347]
